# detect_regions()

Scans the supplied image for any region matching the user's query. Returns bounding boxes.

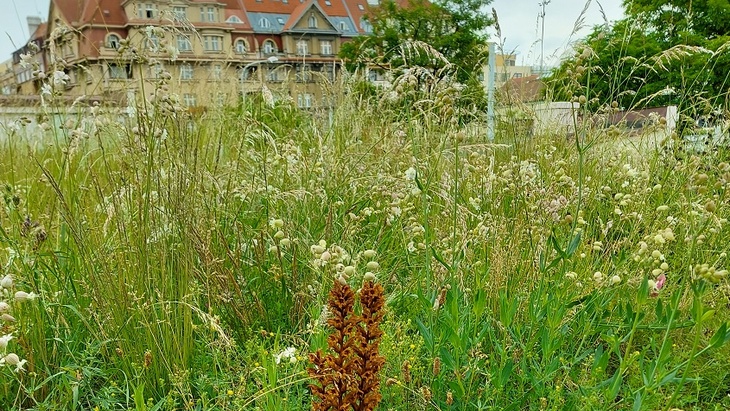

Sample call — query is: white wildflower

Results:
[405,167,417,181]
[0,275,13,289]
[52,70,70,87]
[14,291,37,302]
[0,334,13,349]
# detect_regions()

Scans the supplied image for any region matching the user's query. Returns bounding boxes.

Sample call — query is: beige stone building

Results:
[5,0,380,108]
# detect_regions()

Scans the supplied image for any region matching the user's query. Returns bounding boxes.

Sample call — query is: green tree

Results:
[339,0,493,82]
[546,3,730,114]
[623,0,730,43]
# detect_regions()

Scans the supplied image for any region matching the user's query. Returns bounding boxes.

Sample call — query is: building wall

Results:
[6,0,354,109]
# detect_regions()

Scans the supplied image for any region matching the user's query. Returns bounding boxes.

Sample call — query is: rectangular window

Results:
[177,35,192,52]
[296,64,311,82]
[146,34,160,51]
[211,64,222,80]
[109,63,132,79]
[150,63,164,79]
[240,66,256,81]
[320,40,332,56]
[200,7,216,22]
[267,67,279,82]
[180,64,193,80]
[323,64,334,81]
[296,40,308,56]
[183,93,197,107]
[203,36,222,51]
[173,6,186,20]
[297,93,313,108]
[139,3,157,19]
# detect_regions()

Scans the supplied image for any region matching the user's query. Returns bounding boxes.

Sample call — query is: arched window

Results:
[235,39,247,54]
[226,15,243,24]
[308,14,317,28]
[260,18,270,29]
[107,33,121,49]
[263,40,277,55]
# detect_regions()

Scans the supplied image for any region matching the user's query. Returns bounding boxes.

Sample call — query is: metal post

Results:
[487,42,496,141]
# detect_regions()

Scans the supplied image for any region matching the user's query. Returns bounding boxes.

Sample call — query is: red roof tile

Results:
[81,0,128,25]
[242,0,348,16]
[500,74,544,102]
[282,0,313,30]
[52,0,86,25]
[31,23,48,40]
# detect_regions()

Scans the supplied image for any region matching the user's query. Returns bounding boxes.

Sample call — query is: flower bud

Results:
[14,291,36,302]
[0,275,13,289]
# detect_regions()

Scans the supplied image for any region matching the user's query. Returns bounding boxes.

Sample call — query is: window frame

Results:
[320,40,332,56]
[107,33,121,49]
[180,64,194,80]
[235,39,247,54]
[262,40,277,55]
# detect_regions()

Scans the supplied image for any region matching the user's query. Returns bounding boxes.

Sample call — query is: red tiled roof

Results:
[342,0,410,33]
[52,0,86,25]
[500,74,544,102]
[31,23,48,40]
[80,0,128,25]
[242,0,348,16]
[282,0,313,30]
[316,0,349,17]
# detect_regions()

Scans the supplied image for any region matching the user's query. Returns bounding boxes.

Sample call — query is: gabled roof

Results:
[282,0,338,32]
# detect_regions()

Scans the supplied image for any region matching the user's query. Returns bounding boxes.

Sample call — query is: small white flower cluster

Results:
[310,240,351,270]
[404,167,421,196]
[274,347,297,365]
[268,218,292,253]
[1,274,35,373]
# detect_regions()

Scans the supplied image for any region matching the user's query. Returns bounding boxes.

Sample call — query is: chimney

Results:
[27,16,42,39]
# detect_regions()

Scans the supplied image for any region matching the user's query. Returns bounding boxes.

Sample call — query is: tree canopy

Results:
[546,1,730,115]
[339,0,493,82]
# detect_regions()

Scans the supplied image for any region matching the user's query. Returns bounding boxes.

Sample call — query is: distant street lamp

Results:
[240,56,279,107]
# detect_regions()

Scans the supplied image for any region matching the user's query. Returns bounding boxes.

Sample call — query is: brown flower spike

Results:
[308,280,385,411]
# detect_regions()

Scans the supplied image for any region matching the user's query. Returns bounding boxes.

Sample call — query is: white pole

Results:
[487,42,496,141]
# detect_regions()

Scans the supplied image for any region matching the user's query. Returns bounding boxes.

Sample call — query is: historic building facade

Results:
[6,0,379,108]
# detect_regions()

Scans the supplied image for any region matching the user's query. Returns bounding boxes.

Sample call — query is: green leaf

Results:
[549,231,567,259]
[566,231,582,256]
[498,359,513,388]
[709,323,728,349]
[608,368,623,401]
[632,391,643,411]
[431,248,451,271]
[134,383,147,411]
[415,318,434,353]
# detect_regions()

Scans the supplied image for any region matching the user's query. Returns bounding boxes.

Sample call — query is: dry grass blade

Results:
[570,0,593,38]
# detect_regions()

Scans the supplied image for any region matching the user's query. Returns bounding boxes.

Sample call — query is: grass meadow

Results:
[2,48,730,410]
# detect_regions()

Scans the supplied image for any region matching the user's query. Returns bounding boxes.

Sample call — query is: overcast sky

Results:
[1,0,625,66]
[1,0,47,61]
[490,0,625,66]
